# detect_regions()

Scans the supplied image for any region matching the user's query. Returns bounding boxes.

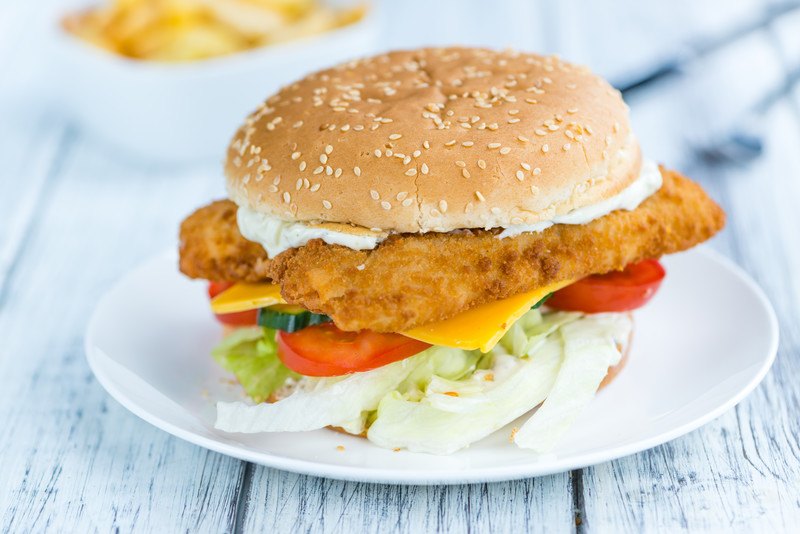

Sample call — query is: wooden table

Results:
[2,0,799,531]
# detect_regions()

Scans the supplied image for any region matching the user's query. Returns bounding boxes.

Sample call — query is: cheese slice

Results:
[402,279,574,353]
[210,283,285,314]
[208,279,573,353]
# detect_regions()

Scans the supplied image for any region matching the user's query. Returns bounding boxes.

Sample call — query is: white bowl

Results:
[47,2,379,163]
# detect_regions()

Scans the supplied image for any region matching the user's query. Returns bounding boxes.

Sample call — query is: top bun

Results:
[225,47,640,233]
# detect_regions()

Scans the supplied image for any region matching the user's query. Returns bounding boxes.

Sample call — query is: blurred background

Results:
[2,0,800,272]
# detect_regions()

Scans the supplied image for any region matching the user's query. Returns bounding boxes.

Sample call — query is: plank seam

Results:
[232,462,255,534]
[571,469,586,533]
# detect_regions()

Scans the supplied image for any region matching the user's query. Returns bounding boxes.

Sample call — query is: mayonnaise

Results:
[237,209,386,258]
[237,159,662,258]
[496,159,662,238]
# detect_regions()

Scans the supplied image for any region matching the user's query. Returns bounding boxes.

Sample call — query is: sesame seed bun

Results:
[225,47,640,233]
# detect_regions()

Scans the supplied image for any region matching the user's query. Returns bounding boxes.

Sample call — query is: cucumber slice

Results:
[257,306,331,332]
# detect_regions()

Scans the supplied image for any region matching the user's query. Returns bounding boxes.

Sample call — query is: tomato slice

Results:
[277,323,431,376]
[547,259,666,313]
[207,281,258,326]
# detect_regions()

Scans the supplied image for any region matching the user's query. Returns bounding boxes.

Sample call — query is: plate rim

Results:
[84,247,779,485]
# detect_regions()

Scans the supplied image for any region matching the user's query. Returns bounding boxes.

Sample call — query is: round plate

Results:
[85,248,778,485]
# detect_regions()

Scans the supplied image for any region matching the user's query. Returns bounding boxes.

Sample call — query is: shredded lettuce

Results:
[211,327,298,403]
[367,341,564,455]
[212,310,633,455]
[215,353,425,434]
[514,314,632,452]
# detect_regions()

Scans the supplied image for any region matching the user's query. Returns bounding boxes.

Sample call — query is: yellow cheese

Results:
[402,280,574,353]
[208,279,573,353]
[210,283,285,314]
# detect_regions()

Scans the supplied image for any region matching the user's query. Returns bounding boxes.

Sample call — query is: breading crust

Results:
[180,168,725,332]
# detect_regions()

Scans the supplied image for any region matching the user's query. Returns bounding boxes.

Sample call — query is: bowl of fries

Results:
[52,0,376,161]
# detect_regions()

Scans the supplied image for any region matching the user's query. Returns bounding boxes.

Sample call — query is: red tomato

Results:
[276,323,431,376]
[207,281,257,326]
[547,259,666,313]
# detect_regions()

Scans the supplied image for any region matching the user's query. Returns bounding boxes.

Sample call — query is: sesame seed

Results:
[563,143,571,151]
[548,124,559,131]
[542,144,549,153]
[525,98,538,104]
[402,198,413,207]
[475,190,486,202]
[389,133,402,140]
[477,159,487,169]
[310,183,321,192]
[462,141,474,147]
[445,140,457,147]
[439,200,448,213]
[291,151,301,160]
[295,178,302,190]
[516,170,524,181]
[421,163,429,174]
[341,124,350,132]
[299,161,307,171]
[370,190,380,200]
[517,135,529,143]
[374,149,382,157]
[283,192,290,203]
[335,168,343,178]
[521,162,531,170]
[500,147,511,155]
[509,109,519,115]
[381,201,391,210]
[322,200,332,209]
[508,118,520,124]
[320,154,328,164]
[354,166,361,177]
[413,150,421,158]
[455,160,466,168]
[535,129,547,136]
[423,140,430,149]
[533,167,541,175]
[325,166,333,175]
[397,191,408,201]
[405,168,417,176]
[313,166,323,175]
[487,142,501,149]
[567,108,578,114]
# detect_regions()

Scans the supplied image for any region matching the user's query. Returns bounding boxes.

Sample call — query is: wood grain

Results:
[2,0,800,532]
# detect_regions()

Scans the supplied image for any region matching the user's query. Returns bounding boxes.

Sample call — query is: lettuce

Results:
[367,342,564,454]
[211,327,298,403]
[514,314,632,452]
[212,311,633,455]
[215,353,425,434]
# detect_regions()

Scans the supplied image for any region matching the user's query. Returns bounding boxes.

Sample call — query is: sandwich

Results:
[179,47,725,455]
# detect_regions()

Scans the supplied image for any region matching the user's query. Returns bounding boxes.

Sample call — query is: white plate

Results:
[85,248,778,484]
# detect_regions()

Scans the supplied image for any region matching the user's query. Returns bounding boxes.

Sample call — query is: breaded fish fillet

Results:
[180,168,725,332]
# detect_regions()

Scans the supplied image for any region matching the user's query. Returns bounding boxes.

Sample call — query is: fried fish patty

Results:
[180,168,725,332]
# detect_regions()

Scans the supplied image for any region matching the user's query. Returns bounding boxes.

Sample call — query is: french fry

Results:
[62,0,366,62]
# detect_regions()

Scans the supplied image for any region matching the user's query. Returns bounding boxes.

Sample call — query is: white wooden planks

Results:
[1,0,800,532]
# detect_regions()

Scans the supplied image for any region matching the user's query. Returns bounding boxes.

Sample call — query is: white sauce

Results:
[237,209,384,258]
[237,159,663,258]
[497,158,662,238]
